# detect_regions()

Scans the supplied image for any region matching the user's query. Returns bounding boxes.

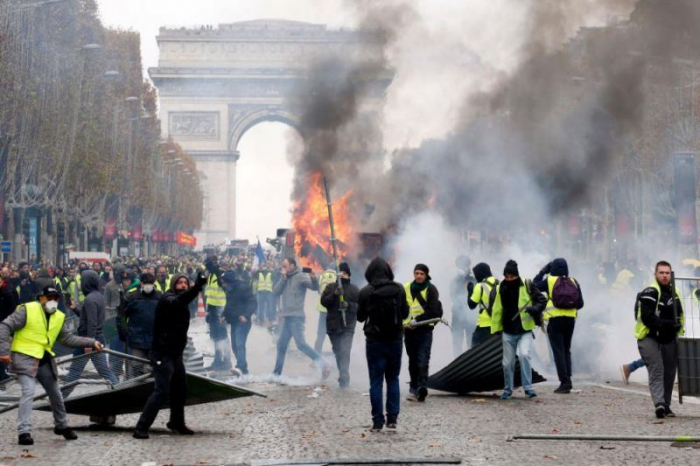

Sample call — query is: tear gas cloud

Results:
[286,0,700,381]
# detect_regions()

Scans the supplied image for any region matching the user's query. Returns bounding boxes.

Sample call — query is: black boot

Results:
[18,433,33,445]
[133,429,150,439]
[167,422,195,435]
[54,427,78,440]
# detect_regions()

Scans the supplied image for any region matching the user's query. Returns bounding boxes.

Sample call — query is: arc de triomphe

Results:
[149,20,390,247]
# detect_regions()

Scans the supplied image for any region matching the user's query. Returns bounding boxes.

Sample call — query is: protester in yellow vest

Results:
[204,257,231,371]
[0,286,103,446]
[254,263,275,326]
[403,264,442,403]
[490,260,547,400]
[467,262,498,347]
[154,265,172,293]
[533,258,584,394]
[314,266,337,353]
[634,261,685,419]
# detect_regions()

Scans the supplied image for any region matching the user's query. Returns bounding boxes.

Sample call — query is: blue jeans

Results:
[273,316,322,375]
[629,358,645,372]
[62,336,118,398]
[502,331,534,394]
[314,313,327,353]
[366,338,403,426]
[230,320,252,374]
[257,292,275,323]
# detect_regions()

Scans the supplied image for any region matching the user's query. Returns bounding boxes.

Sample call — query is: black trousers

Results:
[547,317,576,388]
[328,331,353,388]
[471,326,491,348]
[136,352,187,431]
[404,330,433,391]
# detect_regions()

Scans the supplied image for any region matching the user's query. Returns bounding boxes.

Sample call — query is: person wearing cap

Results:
[0,286,103,445]
[490,260,547,400]
[120,273,162,378]
[403,263,443,402]
[320,262,360,388]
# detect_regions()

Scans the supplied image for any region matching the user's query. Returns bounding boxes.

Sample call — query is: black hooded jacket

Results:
[151,273,205,355]
[222,271,257,323]
[321,279,360,334]
[0,280,19,322]
[77,270,105,339]
[357,258,410,341]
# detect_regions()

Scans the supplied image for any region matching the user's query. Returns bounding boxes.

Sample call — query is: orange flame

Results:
[293,173,355,271]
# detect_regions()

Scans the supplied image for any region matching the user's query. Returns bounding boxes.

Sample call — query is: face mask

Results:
[341,277,351,285]
[44,300,59,313]
[142,284,155,294]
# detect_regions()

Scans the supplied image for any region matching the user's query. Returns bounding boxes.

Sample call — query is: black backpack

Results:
[366,285,403,336]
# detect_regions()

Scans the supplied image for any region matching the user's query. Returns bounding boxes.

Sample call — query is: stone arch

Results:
[229,107,303,153]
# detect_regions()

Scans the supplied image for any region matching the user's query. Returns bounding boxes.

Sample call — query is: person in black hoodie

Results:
[357,258,409,432]
[534,258,584,394]
[133,271,206,439]
[121,273,162,378]
[320,262,360,389]
[221,270,257,375]
[0,273,19,382]
[403,264,442,402]
[62,270,118,397]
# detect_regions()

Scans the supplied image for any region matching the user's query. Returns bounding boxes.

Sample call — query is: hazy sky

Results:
[94,0,631,242]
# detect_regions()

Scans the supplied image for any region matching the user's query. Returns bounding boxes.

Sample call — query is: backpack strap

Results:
[486,280,500,316]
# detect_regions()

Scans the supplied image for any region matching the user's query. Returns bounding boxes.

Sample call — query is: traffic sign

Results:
[1,241,12,253]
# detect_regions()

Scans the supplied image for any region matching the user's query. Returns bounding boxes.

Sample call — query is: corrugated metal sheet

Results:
[427,334,545,394]
[35,372,263,416]
[678,337,700,403]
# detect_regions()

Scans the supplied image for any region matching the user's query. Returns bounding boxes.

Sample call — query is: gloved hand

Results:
[541,262,552,275]
[196,271,207,288]
[466,281,475,296]
[333,284,342,296]
[526,307,543,326]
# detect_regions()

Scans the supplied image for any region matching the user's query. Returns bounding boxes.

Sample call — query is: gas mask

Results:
[142,284,155,294]
[44,300,59,313]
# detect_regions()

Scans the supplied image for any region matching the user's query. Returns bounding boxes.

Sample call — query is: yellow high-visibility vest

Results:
[206,274,226,307]
[634,281,685,340]
[490,282,536,334]
[257,272,273,293]
[543,276,578,320]
[317,270,337,313]
[11,302,66,359]
[403,282,434,327]
[470,277,498,328]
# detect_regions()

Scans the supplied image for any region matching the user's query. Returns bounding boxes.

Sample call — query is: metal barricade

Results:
[673,276,700,403]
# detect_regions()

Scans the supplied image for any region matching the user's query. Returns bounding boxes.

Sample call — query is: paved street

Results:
[1,317,698,466]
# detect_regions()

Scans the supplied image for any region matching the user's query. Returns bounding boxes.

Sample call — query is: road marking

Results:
[592,383,700,405]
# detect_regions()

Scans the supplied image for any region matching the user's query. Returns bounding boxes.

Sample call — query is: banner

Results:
[176,231,196,247]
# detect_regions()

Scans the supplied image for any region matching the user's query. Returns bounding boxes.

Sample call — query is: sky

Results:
[94,0,629,242]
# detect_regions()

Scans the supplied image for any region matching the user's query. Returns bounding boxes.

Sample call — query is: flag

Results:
[253,239,266,270]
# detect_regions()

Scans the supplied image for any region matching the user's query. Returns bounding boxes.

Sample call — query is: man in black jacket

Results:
[320,262,359,389]
[635,261,684,419]
[357,258,409,432]
[133,272,206,439]
[403,264,442,402]
[0,273,19,382]
[222,270,257,375]
[121,273,161,378]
